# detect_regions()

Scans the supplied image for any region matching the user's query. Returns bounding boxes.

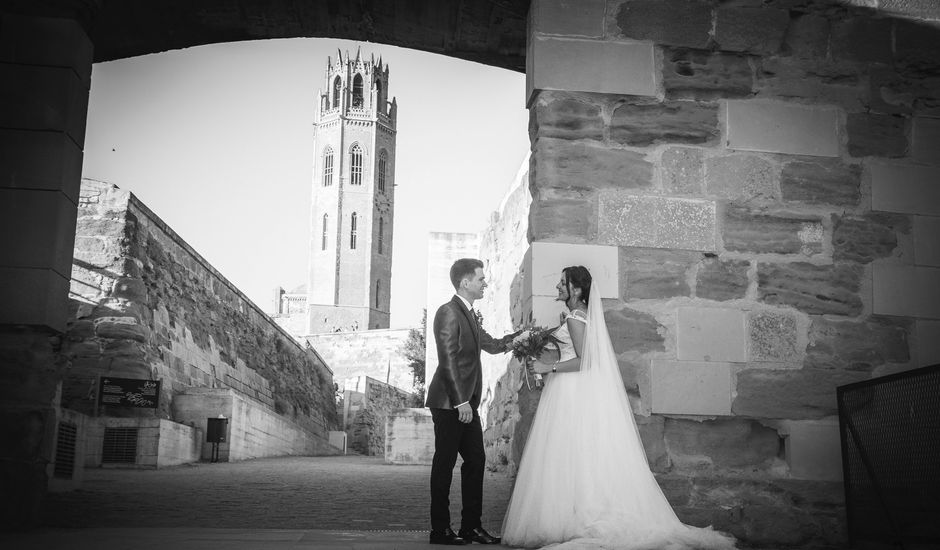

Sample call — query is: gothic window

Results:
[332,76,341,109]
[352,74,364,108]
[350,144,363,186]
[321,214,329,250]
[375,280,381,308]
[378,217,384,254]
[377,150,387,193]
[350,212,358,250]
[322,147,334,187]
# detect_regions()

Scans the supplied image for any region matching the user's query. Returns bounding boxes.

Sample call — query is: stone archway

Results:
[4,1,940,545]
[0,0,527,530]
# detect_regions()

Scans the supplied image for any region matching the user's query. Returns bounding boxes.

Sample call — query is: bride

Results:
[501,266,736,550]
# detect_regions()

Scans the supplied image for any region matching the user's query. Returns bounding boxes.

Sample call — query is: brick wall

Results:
[516,1,940,546]
[65,179,339,441]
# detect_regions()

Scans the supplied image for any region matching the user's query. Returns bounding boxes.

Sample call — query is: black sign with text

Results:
[98,377,161,408]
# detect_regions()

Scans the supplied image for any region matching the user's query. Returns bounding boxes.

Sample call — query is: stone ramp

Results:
[42,455,511,532]
[0,528,515,550]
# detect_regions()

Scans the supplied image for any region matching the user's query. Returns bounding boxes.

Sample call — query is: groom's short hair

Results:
[450,258,484,290]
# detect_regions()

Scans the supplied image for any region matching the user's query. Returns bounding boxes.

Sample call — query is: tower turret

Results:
[307,50,397,333]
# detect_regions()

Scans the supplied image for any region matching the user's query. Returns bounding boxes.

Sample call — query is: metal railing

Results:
[838,364,940,549]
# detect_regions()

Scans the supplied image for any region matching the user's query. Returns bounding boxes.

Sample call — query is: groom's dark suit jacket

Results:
[425,296,505,410]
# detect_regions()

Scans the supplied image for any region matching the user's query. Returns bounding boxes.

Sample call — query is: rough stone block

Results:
[846,113,909,158]
[868,66,915,116]
[528,241,619,298]
[529,187,596,241]
[871,163,940,216]
[661,147,704,195]
[830,16,893,64]
[755,57,866,113]
[530,93,604,141]
[724,100,839,157]
[635,414,669,472]
[0,14,93,86]
[880,0,940,20]
[0,64,88,148]
[748,310,800,363]
[0,267,69,330]
[677,307,746,362]
[732,368,868,419]
[613,0,712,47]
[610,101,720,147]
[664,417,782,470]
[598,193,717,252]
[914,215,940,266]
[758,262,863,316]
[621,248,697,299]
[780,159,861,207]
[529,0,606,37]
[0,188,78,278]
[662,48,753,101]
[705,154,776,201]
[805,315,910,372]
[723,206,823,256]
[696,257,749,301]
[533,138,653,190]
[527,36,656,105]
[605,306,666,355]
[917,320,940,367]
[95,318,150,343]
[894,20,940,70]
[873,264,940,318]
[0,129,83,203]
[912,117,940,166]
[714,6,789,55]
[783,13,829,60]
[784,420,842,481]
[651,360,732,416]
[832,212,907,264]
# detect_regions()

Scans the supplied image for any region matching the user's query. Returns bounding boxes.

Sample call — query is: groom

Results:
[426,258,515,545]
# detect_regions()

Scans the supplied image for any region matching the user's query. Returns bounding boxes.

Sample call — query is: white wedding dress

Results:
[501,284,736,550]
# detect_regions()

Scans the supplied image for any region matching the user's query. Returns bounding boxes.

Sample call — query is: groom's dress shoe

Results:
[430,527,469,545]
[459,527,501,544]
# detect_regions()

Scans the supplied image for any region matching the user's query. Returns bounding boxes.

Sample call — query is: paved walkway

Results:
[2,455,515,549]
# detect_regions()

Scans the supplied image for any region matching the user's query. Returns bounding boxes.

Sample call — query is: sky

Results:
[82,38,530,328]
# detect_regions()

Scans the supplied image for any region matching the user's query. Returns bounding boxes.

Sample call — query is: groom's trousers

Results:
[429,407,485,532]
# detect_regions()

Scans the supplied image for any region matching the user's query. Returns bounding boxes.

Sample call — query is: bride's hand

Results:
[530,360,553,375]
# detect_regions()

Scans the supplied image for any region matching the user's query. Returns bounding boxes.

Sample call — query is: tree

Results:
[401,308,427,404]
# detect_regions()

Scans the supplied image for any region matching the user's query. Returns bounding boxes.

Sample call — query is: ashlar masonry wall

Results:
[501,1,940,547]
[66,179,339,441]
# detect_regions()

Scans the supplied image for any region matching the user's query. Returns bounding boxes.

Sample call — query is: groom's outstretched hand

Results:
[499,330,523,351]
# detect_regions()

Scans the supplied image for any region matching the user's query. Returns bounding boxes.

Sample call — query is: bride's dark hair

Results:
[562,266,592,305]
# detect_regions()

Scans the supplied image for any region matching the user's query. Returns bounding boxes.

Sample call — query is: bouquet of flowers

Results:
[510,325,561,389]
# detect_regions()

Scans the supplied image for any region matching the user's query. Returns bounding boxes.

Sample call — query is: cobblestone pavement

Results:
[43,455,513,533]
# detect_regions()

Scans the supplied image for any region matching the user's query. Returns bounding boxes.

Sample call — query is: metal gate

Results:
[53,422,78,478]
[102,427,138,464]
[838,364,940,549]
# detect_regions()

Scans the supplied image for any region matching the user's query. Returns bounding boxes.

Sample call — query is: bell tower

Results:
[307,49,397,333]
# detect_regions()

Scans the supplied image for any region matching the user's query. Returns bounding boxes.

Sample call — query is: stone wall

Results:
[476,158,535,470]
[304,328,415,394]
[509,1,940,546]
[65,179,339,441]
[343,376,414,456]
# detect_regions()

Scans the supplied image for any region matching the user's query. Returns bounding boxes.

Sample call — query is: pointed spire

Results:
[355,45,362,62]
